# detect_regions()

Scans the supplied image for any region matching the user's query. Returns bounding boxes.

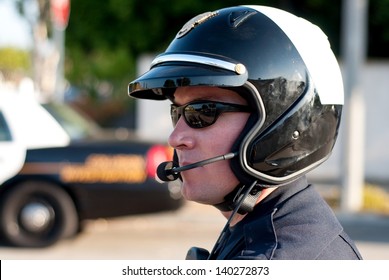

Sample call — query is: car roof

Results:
[0,90,70,149]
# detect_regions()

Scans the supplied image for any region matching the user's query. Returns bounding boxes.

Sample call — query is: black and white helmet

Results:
[128,5,344,185]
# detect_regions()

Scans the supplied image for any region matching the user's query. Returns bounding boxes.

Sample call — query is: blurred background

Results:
[1,0,389,259]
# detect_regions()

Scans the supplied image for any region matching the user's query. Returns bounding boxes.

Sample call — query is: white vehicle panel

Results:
[0,90,70,184]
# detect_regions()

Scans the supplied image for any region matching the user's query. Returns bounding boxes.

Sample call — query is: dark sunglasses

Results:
[170,100,252,129]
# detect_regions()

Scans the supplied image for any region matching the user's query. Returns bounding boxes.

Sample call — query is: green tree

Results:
[369,0,389,58]
[0,47,31,81]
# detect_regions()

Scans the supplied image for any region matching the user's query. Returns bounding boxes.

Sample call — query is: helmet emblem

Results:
[176,11,219,38]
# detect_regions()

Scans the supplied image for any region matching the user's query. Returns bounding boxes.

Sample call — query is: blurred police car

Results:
[0,90,182,248]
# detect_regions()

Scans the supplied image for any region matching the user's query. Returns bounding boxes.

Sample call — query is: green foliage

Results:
[363,184,389,215]
[369,0,389,57]
[0,48,30,72]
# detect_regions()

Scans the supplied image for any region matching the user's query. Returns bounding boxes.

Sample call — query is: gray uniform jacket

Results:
[215,176,363,260]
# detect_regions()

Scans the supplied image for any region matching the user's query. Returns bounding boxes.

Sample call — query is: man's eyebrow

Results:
[172,97,215,106]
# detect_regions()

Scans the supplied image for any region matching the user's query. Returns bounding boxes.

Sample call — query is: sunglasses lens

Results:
[171,106,179,126]
[171,101,250,129]
[171,102,217,128]
[185,103,216,128]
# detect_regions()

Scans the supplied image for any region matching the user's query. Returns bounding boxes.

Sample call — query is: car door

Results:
[0,110,26,185]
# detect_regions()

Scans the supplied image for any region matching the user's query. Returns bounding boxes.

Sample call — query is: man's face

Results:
[168,86,250,205]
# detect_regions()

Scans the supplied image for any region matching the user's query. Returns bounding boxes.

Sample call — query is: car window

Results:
[0,111,12,142]
[42,103,102,140]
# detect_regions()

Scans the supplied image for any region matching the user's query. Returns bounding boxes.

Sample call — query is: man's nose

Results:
[168,117,194,149]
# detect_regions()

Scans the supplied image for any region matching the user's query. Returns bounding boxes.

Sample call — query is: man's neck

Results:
[220,186,278,226]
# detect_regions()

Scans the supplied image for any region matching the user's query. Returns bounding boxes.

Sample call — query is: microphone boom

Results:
[156,152,237,182]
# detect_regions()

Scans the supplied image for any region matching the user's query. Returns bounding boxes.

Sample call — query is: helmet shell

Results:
[128,5,344,184]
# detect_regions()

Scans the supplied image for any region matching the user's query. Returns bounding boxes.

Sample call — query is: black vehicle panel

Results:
[12,140,182,220]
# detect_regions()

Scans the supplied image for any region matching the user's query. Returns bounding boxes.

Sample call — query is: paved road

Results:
[1,202,388,260]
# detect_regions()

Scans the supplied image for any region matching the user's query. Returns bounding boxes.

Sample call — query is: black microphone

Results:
[157,152,237,182]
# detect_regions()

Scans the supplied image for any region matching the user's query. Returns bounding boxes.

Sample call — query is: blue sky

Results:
[0,0,32,49]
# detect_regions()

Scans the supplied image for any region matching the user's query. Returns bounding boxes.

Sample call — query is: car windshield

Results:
[42,103,102,140]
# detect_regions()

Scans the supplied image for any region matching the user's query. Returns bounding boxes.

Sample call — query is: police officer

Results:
[128,5,362,260]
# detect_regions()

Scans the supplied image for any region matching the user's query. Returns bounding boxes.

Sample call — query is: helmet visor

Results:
[128,55,248,100]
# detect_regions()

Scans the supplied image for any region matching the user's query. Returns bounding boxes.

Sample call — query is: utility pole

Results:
[340,0,368,212]
[50,0,70,103]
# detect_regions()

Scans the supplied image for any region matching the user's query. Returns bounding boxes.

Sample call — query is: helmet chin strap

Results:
[187,180,274,259]
[213,181,263,215]
[206,180,259,259]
